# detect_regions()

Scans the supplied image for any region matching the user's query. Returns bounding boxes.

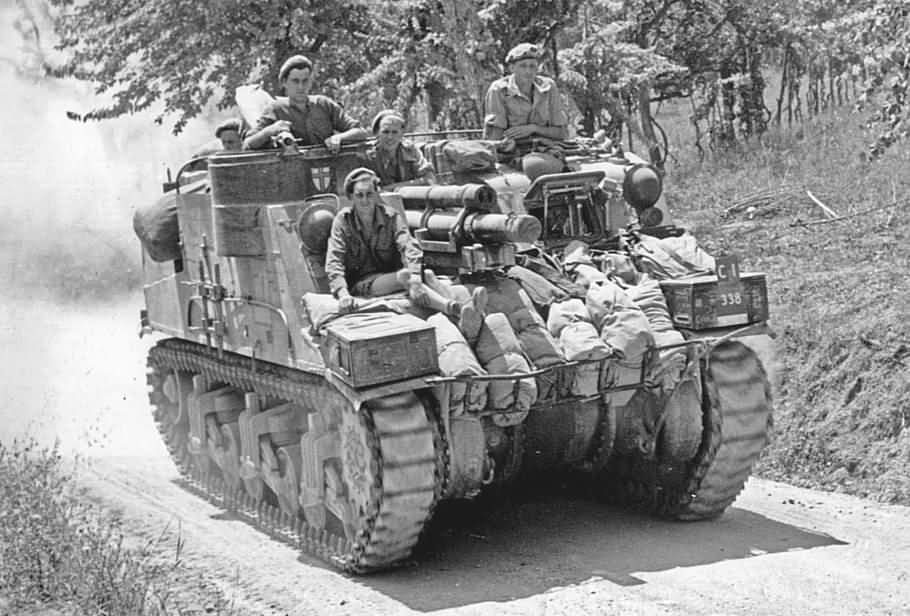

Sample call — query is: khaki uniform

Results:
[252,95,359,148]
[484,75,567,133]
[366,141,434,186]
[325,202,423,298]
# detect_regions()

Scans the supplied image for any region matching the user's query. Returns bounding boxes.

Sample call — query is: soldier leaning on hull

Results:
[365,110,437,188]
[483,42,569,180]
[243,55,370,152]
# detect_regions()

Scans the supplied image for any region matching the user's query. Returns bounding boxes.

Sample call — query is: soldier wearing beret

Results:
[483,43,568,179]
[214,118,245,151]
[365,110,437,187]
[244,55,370,152]
[324,168,426,313]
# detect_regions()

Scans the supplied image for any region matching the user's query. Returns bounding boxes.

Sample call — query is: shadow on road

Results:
[360,482,845,612]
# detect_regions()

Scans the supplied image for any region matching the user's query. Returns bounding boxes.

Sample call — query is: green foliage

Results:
[38,0,910,156]
[47,0,373,133]
[0,440,165,613]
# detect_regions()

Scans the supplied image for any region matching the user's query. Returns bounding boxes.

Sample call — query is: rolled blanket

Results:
[475,312,537,412]
[427,313,487,415]
[506,265,568,309]
[585,279,654,361]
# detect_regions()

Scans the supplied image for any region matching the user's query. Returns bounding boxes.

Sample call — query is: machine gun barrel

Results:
[397,184,496,210]
[405,209,541,244]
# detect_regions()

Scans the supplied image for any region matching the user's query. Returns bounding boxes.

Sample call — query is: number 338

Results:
[719,291,743,306]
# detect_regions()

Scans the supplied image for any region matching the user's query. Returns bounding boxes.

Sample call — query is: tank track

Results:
[146,338,446,573]
[599,339,773,519]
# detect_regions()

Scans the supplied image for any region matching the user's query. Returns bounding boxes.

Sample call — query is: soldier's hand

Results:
[504,124,536,140]
[271,120,293,136]
[325,134,342,153]
[338,294,356,314]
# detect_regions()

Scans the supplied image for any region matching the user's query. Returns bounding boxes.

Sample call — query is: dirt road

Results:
[3,298,909,615]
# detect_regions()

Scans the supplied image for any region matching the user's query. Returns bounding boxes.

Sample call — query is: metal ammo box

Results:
[659,272,768,330]
[322,312,438,388]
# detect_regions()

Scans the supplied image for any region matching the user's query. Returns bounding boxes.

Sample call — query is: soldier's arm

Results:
[483,84,508,140]
[324,217,351,299]
[243,104,294,150]
[329,100,370,144]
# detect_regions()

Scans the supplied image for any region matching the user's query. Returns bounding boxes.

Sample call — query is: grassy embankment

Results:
[657,106,910,504]
[0,440,234,615]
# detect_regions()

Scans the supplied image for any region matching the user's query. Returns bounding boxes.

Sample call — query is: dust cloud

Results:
[0,3,218,454]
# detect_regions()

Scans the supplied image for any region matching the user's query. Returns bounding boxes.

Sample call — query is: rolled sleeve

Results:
[328,99,359,133]
[484,85,509,130]
[324,216,350,297]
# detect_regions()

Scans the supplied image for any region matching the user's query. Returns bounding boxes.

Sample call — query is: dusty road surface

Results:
[3,298,910,616]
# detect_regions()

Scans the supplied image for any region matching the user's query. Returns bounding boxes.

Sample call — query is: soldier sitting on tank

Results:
[243,55,370,153]
[326,168,468,316]
[483,43,569,180]
[365,110,437,188]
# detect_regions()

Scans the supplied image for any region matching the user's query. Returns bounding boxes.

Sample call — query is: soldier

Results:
[483,42,568,179]
[243,55,370,152]
[214,118,244,152]
[366,110,437,187]
[325,168,474,316]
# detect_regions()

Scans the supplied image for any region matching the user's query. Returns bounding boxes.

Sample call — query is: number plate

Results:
[715,255,747,325]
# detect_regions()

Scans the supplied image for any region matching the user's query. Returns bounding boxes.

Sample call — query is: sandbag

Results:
[625,275,687,391]
[483,276,528,315]
[475,313,537,411]
[510,306,564,368]
[133,193,181,262]
[559,321,611,397]
[427,313,488,415]
[625,275,675,333]
[546,298,591,337]
[585,279,654,361]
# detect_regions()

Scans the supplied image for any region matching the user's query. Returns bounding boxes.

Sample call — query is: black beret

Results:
[214,118,243,139]
[371,109,406,134]
[343,167,380,196]
[278,55,314,81]
[505,43,541,64]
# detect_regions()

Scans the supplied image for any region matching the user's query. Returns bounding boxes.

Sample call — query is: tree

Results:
[47,0,373,133]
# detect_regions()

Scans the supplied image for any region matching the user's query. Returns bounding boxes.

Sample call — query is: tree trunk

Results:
[637,82,664,170]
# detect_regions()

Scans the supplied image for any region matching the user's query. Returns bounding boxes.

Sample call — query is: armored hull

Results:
[137,139,773,572]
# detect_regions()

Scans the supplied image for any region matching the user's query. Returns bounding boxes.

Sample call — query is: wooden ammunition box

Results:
[659,272,768,330]
[323,313,438,388]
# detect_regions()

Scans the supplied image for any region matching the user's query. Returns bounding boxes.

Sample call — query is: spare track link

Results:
[601,339,773,518]
[146,337,443,573]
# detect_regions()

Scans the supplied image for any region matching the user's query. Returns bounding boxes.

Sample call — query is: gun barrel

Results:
[405,209,541,244]
[397,184,496,210]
